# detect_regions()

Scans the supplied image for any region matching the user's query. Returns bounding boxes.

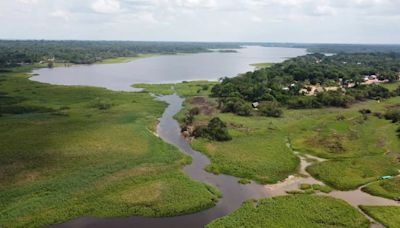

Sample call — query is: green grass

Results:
[134,83,175,95]
[192,123,299,184]
[99,54,159,64]
[133,81,217,97]
[207,195,370,228]
[166,81,400,187]
[307,156,399,190]
[291,110,400,159]
[0,66,220,227]
[382,81,400,91]
[362,177,400,200]
[250,62,273,70]
[360,206,400,228]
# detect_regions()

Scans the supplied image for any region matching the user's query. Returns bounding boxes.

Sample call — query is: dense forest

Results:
[0,40,241,67]
[211,53,400,115]
[260,43,400,53]
[3,40,400,69]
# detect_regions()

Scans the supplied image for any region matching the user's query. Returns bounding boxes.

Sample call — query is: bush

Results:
[287,96,322,109]
[258,101,283,117]
[336,115,345,120]
[316,91,354,108]
[359,109,371,115]
[221,97,252,116]
[189,107,200,116]
[91,98,113,110]
[384,109,400,123]
[0,104,54,115]
[193,117,231,141]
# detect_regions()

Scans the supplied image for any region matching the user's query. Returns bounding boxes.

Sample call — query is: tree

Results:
[193,117,231,141]
[258,101,283,117]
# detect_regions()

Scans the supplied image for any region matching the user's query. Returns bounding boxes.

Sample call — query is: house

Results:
[252,102,259,109]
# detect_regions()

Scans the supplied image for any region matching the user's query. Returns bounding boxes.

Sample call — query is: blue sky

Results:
[1,0,399,43]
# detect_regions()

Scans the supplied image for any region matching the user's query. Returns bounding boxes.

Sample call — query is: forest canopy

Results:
[211,53,400,111]
[0,40,241,67]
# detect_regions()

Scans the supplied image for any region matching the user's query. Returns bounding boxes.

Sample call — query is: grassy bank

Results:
[100,54,160,64]
[134,81,218,97]
[360,206,400,228]
[207,195,369,228]
[362,177,400,200]
[0,66,220,227]
[306,156,399,190]
[142,79,400,187]
[250,62,273,70]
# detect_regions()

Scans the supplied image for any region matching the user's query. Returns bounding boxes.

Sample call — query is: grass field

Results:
[174,87,400,187]
[250,62,273,70]
[360,206,400,228]
[0,66,220,227]
[134,81,218,97]
[362,177,400,200]
[207,195,370,228]
[99,54,160,64]
[307,156,399,190]
[287,95,400,190]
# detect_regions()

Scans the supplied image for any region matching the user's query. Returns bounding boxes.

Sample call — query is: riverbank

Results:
[99,54,161,64]
[140,81,400,227]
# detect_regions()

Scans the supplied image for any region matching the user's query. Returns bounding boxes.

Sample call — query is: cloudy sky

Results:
[0,0,399,43]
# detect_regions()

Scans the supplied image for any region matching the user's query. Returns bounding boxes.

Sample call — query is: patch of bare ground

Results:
[190,96,216,115]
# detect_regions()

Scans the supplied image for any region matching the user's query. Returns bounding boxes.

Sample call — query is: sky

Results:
[0,0,399,44]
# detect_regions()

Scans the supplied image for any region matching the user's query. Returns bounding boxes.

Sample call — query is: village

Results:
[297,74,399,96]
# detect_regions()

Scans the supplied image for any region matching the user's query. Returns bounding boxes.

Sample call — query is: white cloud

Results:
[17,0,40,4]
[250,16,262,22]
[91,0,121,13]
[0,0,400,43]
[50,10,71,21]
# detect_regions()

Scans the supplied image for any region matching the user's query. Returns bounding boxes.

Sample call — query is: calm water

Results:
[31,46,307,91]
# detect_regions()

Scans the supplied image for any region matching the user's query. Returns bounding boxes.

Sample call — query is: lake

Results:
[31,46,307,91]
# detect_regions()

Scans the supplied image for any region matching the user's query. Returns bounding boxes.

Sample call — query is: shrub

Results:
[91,98,113,110]
[299,183,312,190]
[359,109,371,115]
[189,107,200,116]
[384,109,400,123]
[221,97,252,116]
[258,101,283,117]
[193,117,231,141]
[287,96,322,109]
[336,115,345,120]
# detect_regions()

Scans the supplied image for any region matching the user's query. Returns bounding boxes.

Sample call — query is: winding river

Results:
[52,93,398,228]
[33,46,399,227]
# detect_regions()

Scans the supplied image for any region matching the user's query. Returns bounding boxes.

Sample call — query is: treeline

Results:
[260,43,400,54]
[211,53,400,115]
[0,40,241,67]
[264,53,400,85]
